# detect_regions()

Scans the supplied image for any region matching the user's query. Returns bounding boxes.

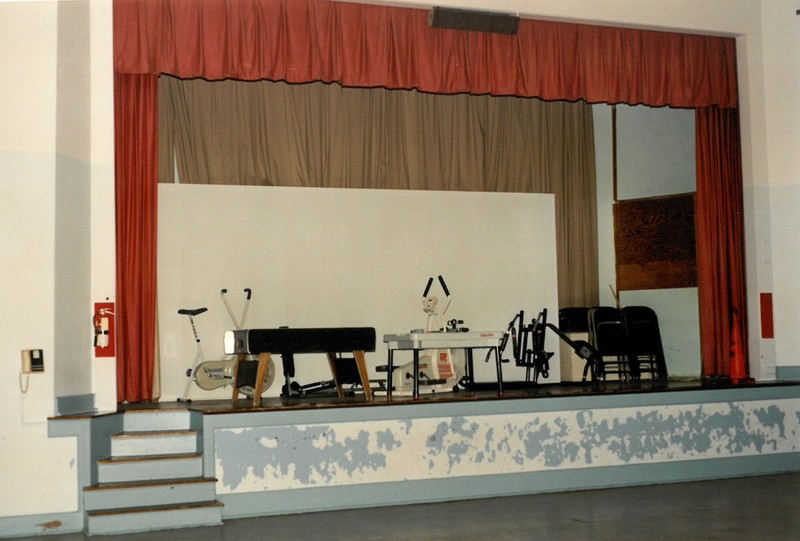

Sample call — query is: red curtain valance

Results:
[113,0,738,108]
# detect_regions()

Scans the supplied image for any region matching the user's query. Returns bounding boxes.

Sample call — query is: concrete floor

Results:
[14,472,800,541]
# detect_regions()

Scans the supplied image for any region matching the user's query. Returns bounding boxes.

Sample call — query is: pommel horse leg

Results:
[354,350,372,401]
[231,353,271,406]
[252,352,271,404]
[326,350,373,401]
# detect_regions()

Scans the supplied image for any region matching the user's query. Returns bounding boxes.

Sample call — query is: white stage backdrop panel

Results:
[158,185,559,399]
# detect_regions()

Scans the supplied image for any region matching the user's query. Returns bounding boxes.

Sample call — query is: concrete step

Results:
[97,453,203,483]
[84,477,218,511]
[122,409,192,432]
[86,500,223,536]
[111,429,198,456]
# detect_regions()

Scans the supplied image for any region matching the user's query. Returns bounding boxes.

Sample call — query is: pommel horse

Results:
[224,327,376,404]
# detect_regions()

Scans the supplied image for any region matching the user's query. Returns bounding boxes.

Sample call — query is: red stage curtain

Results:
[114,73,159,402]
[113,0,737,108]
[695,107,748,379]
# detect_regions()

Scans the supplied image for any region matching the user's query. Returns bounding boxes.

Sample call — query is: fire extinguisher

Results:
[93,302,115,357]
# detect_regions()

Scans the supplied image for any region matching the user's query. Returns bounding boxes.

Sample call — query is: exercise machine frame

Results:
[493,308,603,384]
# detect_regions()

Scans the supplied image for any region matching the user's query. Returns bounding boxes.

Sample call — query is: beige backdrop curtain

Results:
[159,76,598,307]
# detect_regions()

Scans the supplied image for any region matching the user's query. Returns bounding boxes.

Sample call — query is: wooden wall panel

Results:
[614,193,696,291]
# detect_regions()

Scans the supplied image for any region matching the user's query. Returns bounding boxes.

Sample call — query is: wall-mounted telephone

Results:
[21,349,44,373]
[19,349,44,393]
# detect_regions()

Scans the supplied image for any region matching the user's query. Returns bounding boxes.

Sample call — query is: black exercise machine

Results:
[493,308,603,384]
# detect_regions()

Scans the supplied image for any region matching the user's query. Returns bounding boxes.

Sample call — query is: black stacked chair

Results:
[558,307,590,334]
[588,306,630,380]
[622,306,668,380]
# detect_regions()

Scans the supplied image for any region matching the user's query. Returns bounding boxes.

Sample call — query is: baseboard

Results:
[776,366,800,381]
[55,393,95,416]
[0,511,83,539]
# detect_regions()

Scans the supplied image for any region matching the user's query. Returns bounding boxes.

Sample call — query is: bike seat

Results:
[178,307,208,316]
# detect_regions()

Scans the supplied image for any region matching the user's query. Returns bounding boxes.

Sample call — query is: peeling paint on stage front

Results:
[201,386,800,518]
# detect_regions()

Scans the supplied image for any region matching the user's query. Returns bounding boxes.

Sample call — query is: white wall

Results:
[616,105,696,199]
[759,1,800,376]
[355,0,760,35]
[54,0,92,397]
[158,185,559,400]
[0,0,79,519]
[88,0,117,410]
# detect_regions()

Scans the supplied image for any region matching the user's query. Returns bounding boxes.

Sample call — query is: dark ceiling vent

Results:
[428,7,520,35]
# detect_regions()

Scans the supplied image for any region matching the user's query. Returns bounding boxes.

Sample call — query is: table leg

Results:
[494,345,504,396]
[413,349,420,400]
[465,349,475,392]
[386,349,394,401]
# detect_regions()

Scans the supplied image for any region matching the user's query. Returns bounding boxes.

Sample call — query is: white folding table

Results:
[383,330,506,399]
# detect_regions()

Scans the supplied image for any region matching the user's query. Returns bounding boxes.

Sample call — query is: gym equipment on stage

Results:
[178,288,275,402]
[544,321,602,383]
[177,306,209,402]
[494,308,603,384]
[492,309,553,384]
[383,330,504,399]
[379,276,469,395]
[224,327,376,403]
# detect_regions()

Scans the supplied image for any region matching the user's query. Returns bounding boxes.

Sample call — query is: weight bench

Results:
[224,327,376,405]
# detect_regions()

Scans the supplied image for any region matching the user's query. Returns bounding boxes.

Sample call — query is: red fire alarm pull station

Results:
[94,302,116,357]
[760,292,774,339]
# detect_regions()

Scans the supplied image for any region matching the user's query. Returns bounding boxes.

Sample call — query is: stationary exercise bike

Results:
[178,288,275,401]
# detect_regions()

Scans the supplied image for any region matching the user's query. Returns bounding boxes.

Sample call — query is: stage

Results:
[120,377,759,414]
[50,378,800,532]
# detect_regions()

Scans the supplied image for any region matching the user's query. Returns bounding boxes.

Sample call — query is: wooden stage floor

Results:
[118,378,797,416]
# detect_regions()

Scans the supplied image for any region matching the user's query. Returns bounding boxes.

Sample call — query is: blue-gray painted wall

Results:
[203,385,800,519]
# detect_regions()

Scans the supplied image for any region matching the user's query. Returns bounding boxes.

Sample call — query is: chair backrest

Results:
[622,306,664,356]
[558,307,590,333]
[589,306,627,356]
